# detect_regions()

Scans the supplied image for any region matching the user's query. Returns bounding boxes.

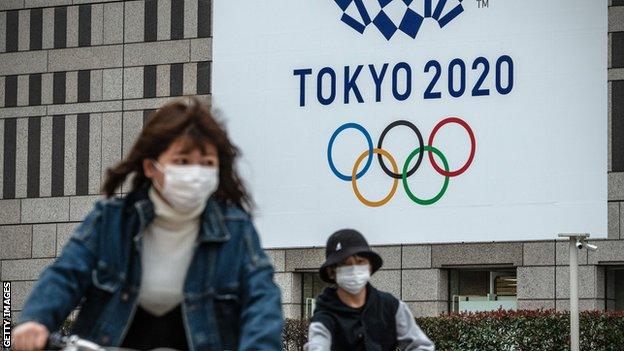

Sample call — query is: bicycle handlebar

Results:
[44,332,105,351]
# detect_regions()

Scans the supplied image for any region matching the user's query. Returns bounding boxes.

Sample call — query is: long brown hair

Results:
[102,98,252,210]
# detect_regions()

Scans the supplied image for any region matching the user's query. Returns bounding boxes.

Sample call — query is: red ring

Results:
[427,117,476,177]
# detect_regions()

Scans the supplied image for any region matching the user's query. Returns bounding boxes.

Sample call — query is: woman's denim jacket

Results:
[17,185,284,350]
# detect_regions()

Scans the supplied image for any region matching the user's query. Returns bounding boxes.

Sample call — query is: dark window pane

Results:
[53,72,67,104]
[5,75,18,107]
[27,117,41,198]
[198,0,211,38]
[51,115,65,197]
[6,10,18,52]
[197,61,211,94]
[54,7,67,49]
[77,70,91,102]
[143,66,157,98]
[144,0,158,42]
[613,32,624,69]
[613,81,624,172]
[171,0,184,40]
[29,74,42,106]
[78,5,92,47]
[170,63,183,96]
[30,8,43,50]
[75,114,90,196]
[3,119,16,199]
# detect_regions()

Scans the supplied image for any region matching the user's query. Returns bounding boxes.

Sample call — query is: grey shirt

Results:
[304,300,435,351]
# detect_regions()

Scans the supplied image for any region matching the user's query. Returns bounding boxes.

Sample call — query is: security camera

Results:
[574,238,598,251]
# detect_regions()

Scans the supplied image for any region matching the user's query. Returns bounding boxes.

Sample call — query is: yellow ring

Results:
[351,148,399,207]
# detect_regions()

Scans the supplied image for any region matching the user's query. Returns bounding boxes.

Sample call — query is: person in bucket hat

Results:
[304,229,435,351]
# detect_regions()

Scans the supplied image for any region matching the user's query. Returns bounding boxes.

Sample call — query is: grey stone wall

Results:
[0,0,212,323]
[0,0,623,325]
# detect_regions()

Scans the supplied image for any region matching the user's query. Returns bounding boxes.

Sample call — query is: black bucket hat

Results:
[319,229,383,283]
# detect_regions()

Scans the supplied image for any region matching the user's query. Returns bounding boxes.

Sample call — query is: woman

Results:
[11,98,284,351]
[304,229,434,351]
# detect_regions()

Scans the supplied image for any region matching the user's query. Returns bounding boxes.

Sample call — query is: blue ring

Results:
[327,123,374,181]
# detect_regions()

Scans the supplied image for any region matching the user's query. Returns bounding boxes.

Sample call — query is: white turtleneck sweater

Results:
[137,187,203,316]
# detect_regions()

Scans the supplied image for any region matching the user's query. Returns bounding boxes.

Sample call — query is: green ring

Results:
[402,145,450,205]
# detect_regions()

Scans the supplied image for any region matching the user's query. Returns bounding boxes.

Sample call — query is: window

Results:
[448,268,517,313]
[301,272,331,319]
[605,266,624,311]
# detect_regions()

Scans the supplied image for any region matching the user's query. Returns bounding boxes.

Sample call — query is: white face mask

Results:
[335,264,371,295]
[152,161,219,213]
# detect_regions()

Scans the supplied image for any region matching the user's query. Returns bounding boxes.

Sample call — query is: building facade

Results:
[0,0,623,325]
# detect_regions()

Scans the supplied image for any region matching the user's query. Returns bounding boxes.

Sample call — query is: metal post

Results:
[568,237,579,351]
[558,233,592,351]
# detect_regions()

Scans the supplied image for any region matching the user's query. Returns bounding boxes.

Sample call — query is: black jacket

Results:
[311,284,400,351]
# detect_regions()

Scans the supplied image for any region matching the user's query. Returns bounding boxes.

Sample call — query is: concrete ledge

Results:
[10,280,36,310]
[555,241,588,265]
[0,51,47,76]
[555,266,599,299]
[0,1,24,11]
[555,299,604,312]
[608,68,624,81]
[47,100,123,116]
[373,245,401,269]
[402,245,431,269]
[0,200,21,225]
[402,269,447,301]
[32,224,56,258]
[274,272,301,304]
[122,96,186,111]
[1,258,54,281]
[265,249,285,272]
[124,40,190,67]
[516,299,555,310]
[609,172,624,201]
[588,240,624,264]
[406,301,447,318]
[0,225,32,259]
[73,0,120,4]
[523,241,556,266]
[608,202,620,239]
[190,38,212,62]
[69,195,102,222]
[517,266,555,300]
[370,269,401,298]
[431,242,523,267]
[24,0,72,7]
[21,197,70,223]
[56,222,79,256]
[282,304,302,319]
[609,6,624,32]
[0,106,47,119]
[284,248,325,271]
[49,45,123,72]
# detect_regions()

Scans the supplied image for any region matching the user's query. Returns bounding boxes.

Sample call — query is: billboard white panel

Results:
[213,0,607,247]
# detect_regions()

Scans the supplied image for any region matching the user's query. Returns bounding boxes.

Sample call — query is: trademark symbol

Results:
[477,0,489,8]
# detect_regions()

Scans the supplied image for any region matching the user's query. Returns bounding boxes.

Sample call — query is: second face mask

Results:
[336,264,371,295]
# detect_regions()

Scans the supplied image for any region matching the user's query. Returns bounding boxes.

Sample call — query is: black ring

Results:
[377,120,424,179]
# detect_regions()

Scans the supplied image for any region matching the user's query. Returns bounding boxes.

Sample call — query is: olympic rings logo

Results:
[327,117,476,207]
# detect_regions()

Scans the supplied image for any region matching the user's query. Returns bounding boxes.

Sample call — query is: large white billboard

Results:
[213,0,607,247]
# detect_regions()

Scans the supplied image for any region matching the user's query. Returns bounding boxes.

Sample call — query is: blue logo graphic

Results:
[333,0,464,40]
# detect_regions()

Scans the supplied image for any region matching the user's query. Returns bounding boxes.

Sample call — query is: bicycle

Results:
[44,332,180,351]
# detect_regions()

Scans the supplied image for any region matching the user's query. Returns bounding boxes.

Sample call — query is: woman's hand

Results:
[11,321,50,351]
